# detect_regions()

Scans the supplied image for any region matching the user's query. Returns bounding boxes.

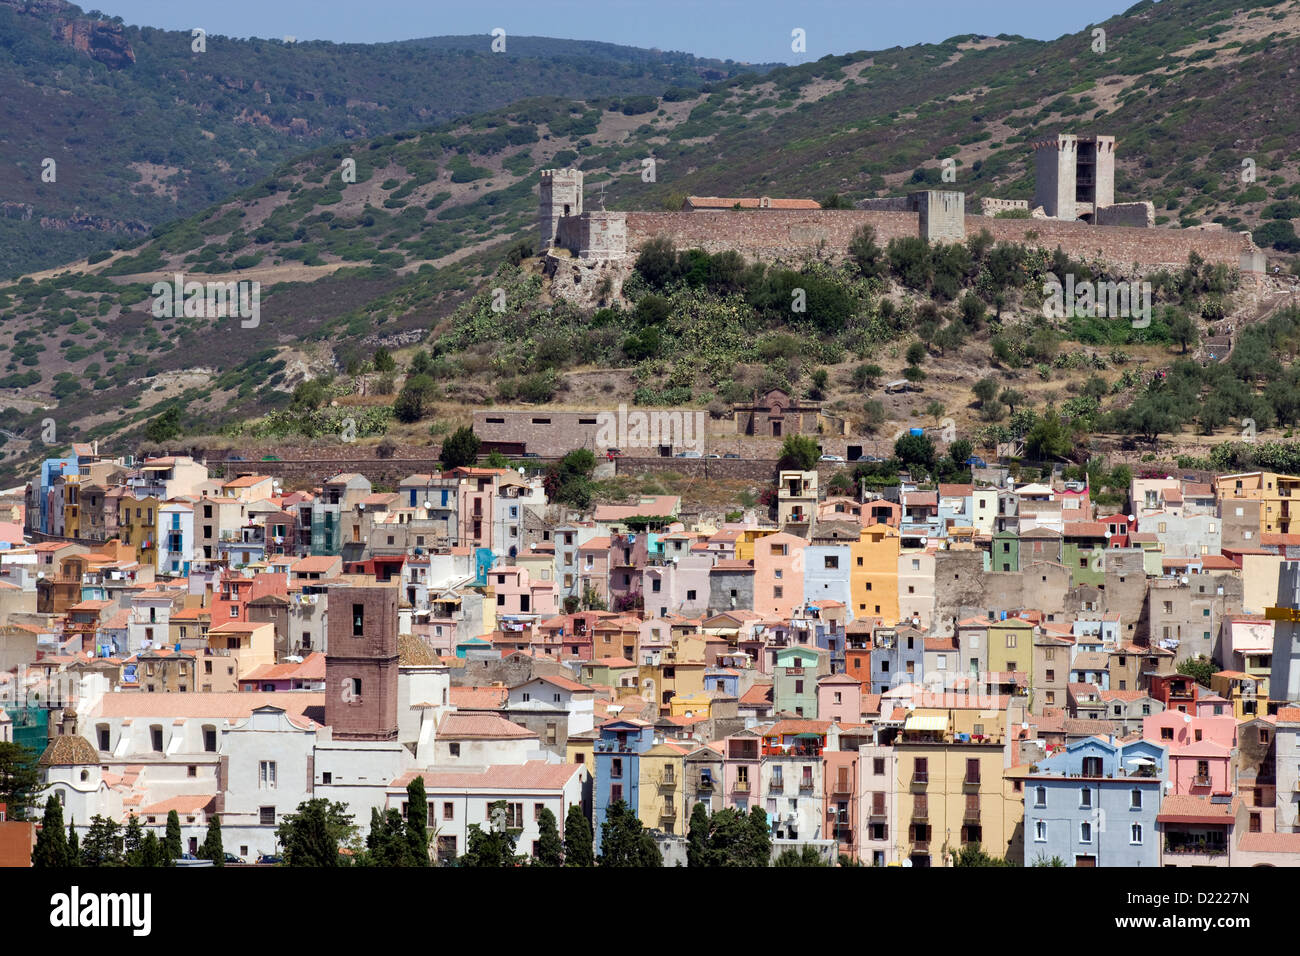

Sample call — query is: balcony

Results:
[1193,775,1211,788]
[660,806,677,820]
[733,779,750,793]
[963,807,981,823]
[910,774,928,790]
[963,777,981,790]
[799,777,815,792]
[769,779,785,794]
[658,773,676,790]
[698,777,714,791]
[911,805,929,821]
[868,803,888,820]
[832,779,853,796]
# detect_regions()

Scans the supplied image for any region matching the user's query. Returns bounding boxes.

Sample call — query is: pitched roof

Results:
[393,761,582,791]
[136,794,217,816]
[98,692,323,720]
[449,686,508,710]
[437,713,536,739]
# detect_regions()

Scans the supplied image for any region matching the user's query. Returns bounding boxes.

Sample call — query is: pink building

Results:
[577,537,611,606]
[489,566,557,618]
[753,532,807,619]
[643,554,713,619]
[1143,711,1236,795]
[818,673,863,723]
[452,467,505,550]
[722,729,764,812]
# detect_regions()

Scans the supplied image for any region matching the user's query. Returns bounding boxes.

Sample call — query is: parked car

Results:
[606,447,624,459]
[521,452,540,459]
[256,853,283,865]
[966,456,988,468]
[723,453,741,459]
[675,451,702,459]
[819,454,846,462]
[224,853,246,865]
[706,453,721,459]
[261,455,281,461]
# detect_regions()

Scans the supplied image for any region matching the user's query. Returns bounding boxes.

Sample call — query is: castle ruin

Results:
[538,135,1263,306]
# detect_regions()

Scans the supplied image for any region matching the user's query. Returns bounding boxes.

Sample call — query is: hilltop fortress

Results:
[539,134,1266,306]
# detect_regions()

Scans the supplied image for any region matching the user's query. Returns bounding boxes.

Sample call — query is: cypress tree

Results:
[687,802,712,867]
[31,795,70,867]
[164,809,183,859]
[199,814,224,866]
[405,776,429,866]
[563,804,593,867]
[534,807,563,866]
[67,817,79,866]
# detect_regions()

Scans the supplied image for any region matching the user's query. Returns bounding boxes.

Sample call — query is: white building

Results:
[386,762,587,863]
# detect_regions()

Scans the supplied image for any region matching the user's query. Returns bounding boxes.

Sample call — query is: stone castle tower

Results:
[324,581,400,740]
[1032,134,1115,222]
[539,168,584,252]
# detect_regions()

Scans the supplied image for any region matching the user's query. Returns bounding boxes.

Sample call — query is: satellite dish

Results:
[518,467,525,475]
[1127,515,1135,522]
[423,501,432,510]
[1104,531,1112,539]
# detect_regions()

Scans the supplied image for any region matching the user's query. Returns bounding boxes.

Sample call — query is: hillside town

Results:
[2,439,1300,868]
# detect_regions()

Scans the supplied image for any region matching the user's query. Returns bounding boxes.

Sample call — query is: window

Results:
[259,807,275,826]
[1034,820,1046,842]
[1006,634,1017,648]
[203,727,217,752]
[1034,787,1046,808]
[965,759,980,785]
[1130,788,1142,809]
[824,555,839,569]
[443,802,454,820]
[1079,787,1092,808]
[873,758,885,776]
[151,726,164,752]
[322,772,332,785]
[97,725,110,751]
[188,765,197,778]
[611,758,623,779]
[259,761,277,789]
[914,758,928,783]
[1079,821,1092,844]
[352,603,365,636]
[1130,823,1142,845]
[449,743,460,758]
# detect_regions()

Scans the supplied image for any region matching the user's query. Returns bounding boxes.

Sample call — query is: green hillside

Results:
[0,0,767,277]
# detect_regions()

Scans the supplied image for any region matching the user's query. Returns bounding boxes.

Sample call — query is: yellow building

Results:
[669,691,713,718]
[734,528,780,563]
[638,742,688,835]
[891,712,1023,866]
[206,620,275,680]
[118,495,162,569]
[1209,670,1269,720]
[1215,471,1300,535]
[850,524,900,623]
[987,619,1035,676]
[566,729,597,773]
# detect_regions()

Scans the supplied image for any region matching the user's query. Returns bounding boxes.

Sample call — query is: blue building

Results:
[34,453,79,535]
[869,624,926,695]
[593,717,655,840]
[702,666,740,699]
[1023,735,1168,867]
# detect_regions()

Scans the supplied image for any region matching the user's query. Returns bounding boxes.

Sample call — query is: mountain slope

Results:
[0,0,768,277]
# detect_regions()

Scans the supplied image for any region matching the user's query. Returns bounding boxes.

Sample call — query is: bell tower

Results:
[324,581,399,740]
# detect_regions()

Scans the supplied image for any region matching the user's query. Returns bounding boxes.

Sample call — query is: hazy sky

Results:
[94,0,1141,63]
